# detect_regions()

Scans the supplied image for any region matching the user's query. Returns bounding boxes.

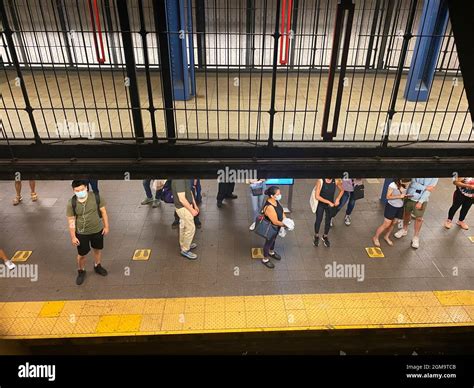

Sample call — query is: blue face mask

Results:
[75,190,88,199]
[275,194,282,201]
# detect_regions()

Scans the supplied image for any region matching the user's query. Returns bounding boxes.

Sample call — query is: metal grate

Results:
[0,0,472,148]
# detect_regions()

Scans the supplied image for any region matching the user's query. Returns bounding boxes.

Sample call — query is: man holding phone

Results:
[394,178,438,248]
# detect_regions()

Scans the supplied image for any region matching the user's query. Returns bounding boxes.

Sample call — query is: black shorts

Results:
[76,231,104,256]
[384,203,404,220]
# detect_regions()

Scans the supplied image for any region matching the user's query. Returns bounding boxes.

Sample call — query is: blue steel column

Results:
[166,0,195,101]
[404,0,449,101]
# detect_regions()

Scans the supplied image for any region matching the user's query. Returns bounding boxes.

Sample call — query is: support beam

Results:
[404,0,449,101]
[1,143,473,180]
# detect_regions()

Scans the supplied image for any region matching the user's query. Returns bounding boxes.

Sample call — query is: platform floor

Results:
[0,178,473,338]
[1,71,470,142]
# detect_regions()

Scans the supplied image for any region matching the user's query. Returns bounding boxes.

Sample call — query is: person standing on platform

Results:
[172,179,202,229]
[86,179,99,194]
[394,178,438,249]
[313,178,344,248]
[372,179,411,247]
[171,179,199,260]
[248,179,266,231]
[330,178,363,226]
[260,186,285,269]
[445,177,474,230]
[13,180,38,206]
[67,180,109,285]
[216,182,237,208]
[141,179,165,208]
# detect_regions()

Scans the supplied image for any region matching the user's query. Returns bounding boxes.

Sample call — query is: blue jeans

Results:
[335,191,356,216]
[142,179,161,200]
[87,179,99,193]
[250,186,265,221]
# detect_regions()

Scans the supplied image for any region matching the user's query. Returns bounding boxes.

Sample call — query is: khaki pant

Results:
[175,207,196,251]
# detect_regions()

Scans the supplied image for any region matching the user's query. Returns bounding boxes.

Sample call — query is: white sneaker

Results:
[5,260,16,270]
[394,229,408,239]
[249,222,256,231]
[344,215,351,226]
[411,236,420,249]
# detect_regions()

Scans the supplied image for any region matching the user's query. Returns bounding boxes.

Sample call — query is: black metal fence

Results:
[0,0,471,146]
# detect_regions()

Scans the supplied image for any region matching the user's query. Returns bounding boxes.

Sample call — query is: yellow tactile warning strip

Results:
[0,290,473,339]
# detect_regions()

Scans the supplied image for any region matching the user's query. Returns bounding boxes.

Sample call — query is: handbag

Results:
[310,179,323,213]
[254,205,279,240]
[250,181,264,196]
[353,184,365,200]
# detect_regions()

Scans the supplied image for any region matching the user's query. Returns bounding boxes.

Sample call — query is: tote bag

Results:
[310,179,323,213]
[254,205,279,240]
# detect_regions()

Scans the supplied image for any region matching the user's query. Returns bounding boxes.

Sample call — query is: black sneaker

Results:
[76,269,86,285]
[313,236,319,247]
[269,251,281,260]
[226,194,238,199]
[217,200,223,208]
[262,259,275,269]
[171,220,180,229]
[322,236,331,248]
[94,263,108,276]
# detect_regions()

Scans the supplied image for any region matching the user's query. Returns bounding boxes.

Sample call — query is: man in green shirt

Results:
[66,180,109,285]
[171,179,199,260]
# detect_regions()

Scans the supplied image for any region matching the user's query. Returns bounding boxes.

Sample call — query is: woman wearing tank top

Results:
[445,177,474,230]
[261,186,286,269]
[372,178,411,247]
[313,179,344,248]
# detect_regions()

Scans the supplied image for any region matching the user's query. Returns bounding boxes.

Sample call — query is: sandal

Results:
[30,192,38,202]
[13,195,22,206]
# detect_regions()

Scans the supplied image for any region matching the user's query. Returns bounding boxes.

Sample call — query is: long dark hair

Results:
[393,178,411,191]
[264,185,280,198]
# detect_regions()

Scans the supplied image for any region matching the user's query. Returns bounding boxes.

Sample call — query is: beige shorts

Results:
[404,198,427,218]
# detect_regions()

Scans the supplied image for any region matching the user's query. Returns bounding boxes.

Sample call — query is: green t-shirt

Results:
[171,180,193,209]
[66,194,105,235]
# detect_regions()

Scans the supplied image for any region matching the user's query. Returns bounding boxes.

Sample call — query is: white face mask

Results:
[275,194,282,201]
[75,190,88,200]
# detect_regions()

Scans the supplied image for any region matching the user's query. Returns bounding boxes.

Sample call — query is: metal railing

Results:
[0,0,471,147]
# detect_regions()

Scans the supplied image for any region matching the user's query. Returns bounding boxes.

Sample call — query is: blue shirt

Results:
[406,178,438,203]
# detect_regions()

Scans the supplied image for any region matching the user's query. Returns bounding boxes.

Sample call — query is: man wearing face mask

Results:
[67,180,109,285]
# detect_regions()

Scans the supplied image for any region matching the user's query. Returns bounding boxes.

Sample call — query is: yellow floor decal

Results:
[468,236,474,243]
[251,248,264,259]
[11,251,32,262]
[365,247,384,258]
[132,249,151,261]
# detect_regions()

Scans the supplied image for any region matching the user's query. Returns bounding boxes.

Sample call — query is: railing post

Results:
[116,0,144,142]
[267,0,282,147]
[154,0,176,142]
[321,0,354,141]
[382,0,418,147]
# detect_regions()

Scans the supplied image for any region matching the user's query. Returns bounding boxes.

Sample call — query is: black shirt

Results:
[319,179,336,202]
[264,200,284,225]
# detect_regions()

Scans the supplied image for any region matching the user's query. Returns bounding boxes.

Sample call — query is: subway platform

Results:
[0,178,473,340]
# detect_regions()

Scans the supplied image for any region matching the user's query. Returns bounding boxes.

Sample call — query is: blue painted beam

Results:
[404,0,449,102]
[166,0,195,101]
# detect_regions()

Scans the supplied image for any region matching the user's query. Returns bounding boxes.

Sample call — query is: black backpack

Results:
[71,192,102,218]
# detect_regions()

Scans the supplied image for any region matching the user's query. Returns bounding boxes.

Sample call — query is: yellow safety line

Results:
[0,290,472,340]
